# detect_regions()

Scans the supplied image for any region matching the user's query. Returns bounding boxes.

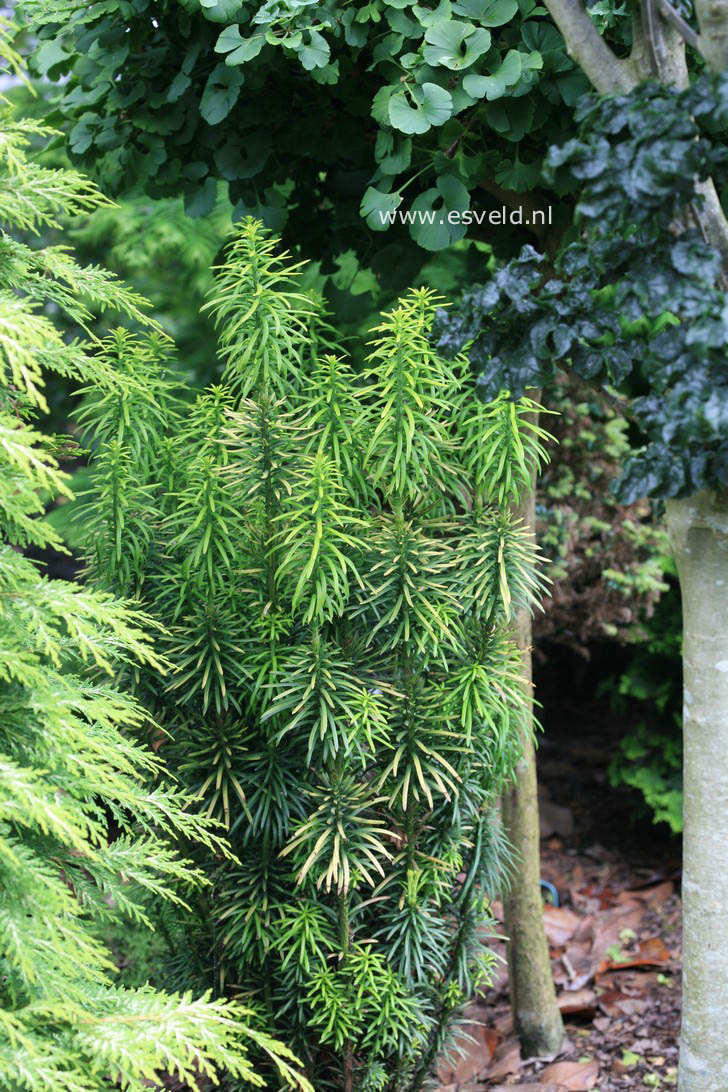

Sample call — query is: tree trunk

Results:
[666,490,728,1092]
[518,3,728,1079]
[501,480,564,1058]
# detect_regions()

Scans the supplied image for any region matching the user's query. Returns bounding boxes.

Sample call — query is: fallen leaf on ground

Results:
[553,940,597,991]
[636,937,671,963]
[492,1006,513,1035]
[491,1085,561,1091]
[539,1058,599,1089]
[573,914,595,941]
[628,1038,662,1054]
[543,905,582,946]
[609,970,659,995]
[486,1035,522,1081]
[557,987,597,1015]
[437,1022,499,1085]
[597,988,650,1016]
[596,987,634,1015]
[492,1085,561,1091]
[616,881,674,907]
[592,903,645,956]
[599,936,671,975]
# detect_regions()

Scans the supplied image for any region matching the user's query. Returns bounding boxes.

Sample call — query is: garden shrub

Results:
[77,218,552,1089]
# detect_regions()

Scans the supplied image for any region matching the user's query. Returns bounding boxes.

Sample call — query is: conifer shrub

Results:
[77,217,552,1090]
[0,41,308,1091]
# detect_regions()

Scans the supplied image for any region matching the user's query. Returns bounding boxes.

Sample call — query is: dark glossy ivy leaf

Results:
[671,236,722,281]
[607,347,632,384]
[710,444,728,484]
[551,324,573,357]
[475,348,553,398]
[685,316,728,350]
[614,452,667,504]
[703,388,728,435]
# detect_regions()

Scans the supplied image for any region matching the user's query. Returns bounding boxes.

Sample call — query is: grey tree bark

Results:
[501,475,564,1057]
[694,0,728,70]
[666,492,728,1092]
[521,4,728,1087]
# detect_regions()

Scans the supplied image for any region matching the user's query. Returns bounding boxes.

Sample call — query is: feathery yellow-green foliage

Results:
[0,39,309,1092]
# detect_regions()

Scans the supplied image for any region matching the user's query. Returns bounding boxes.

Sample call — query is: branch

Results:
[543,0,728,266]
[640,0,693,86]
[541,0,638,92]
[641,0,668,74]
[655,0,700,50]
[694,178,728,272]
[629,9,656,78]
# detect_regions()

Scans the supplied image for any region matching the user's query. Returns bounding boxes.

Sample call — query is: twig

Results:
[541,0,638,92]
[655,0,701,50]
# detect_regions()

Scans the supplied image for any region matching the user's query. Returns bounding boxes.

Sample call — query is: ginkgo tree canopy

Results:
[25,0,591,263]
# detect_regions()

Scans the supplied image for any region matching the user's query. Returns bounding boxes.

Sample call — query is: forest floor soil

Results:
[437,695,682,1092]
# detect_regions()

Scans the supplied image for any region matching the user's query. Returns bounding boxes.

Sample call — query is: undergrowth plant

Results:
[535,375,670,652]
[0,36,308,1091]
[77,218,552,1091]
[606,586,683,832]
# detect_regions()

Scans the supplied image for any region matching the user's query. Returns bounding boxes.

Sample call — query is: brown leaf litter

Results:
[436,841,681,1092]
